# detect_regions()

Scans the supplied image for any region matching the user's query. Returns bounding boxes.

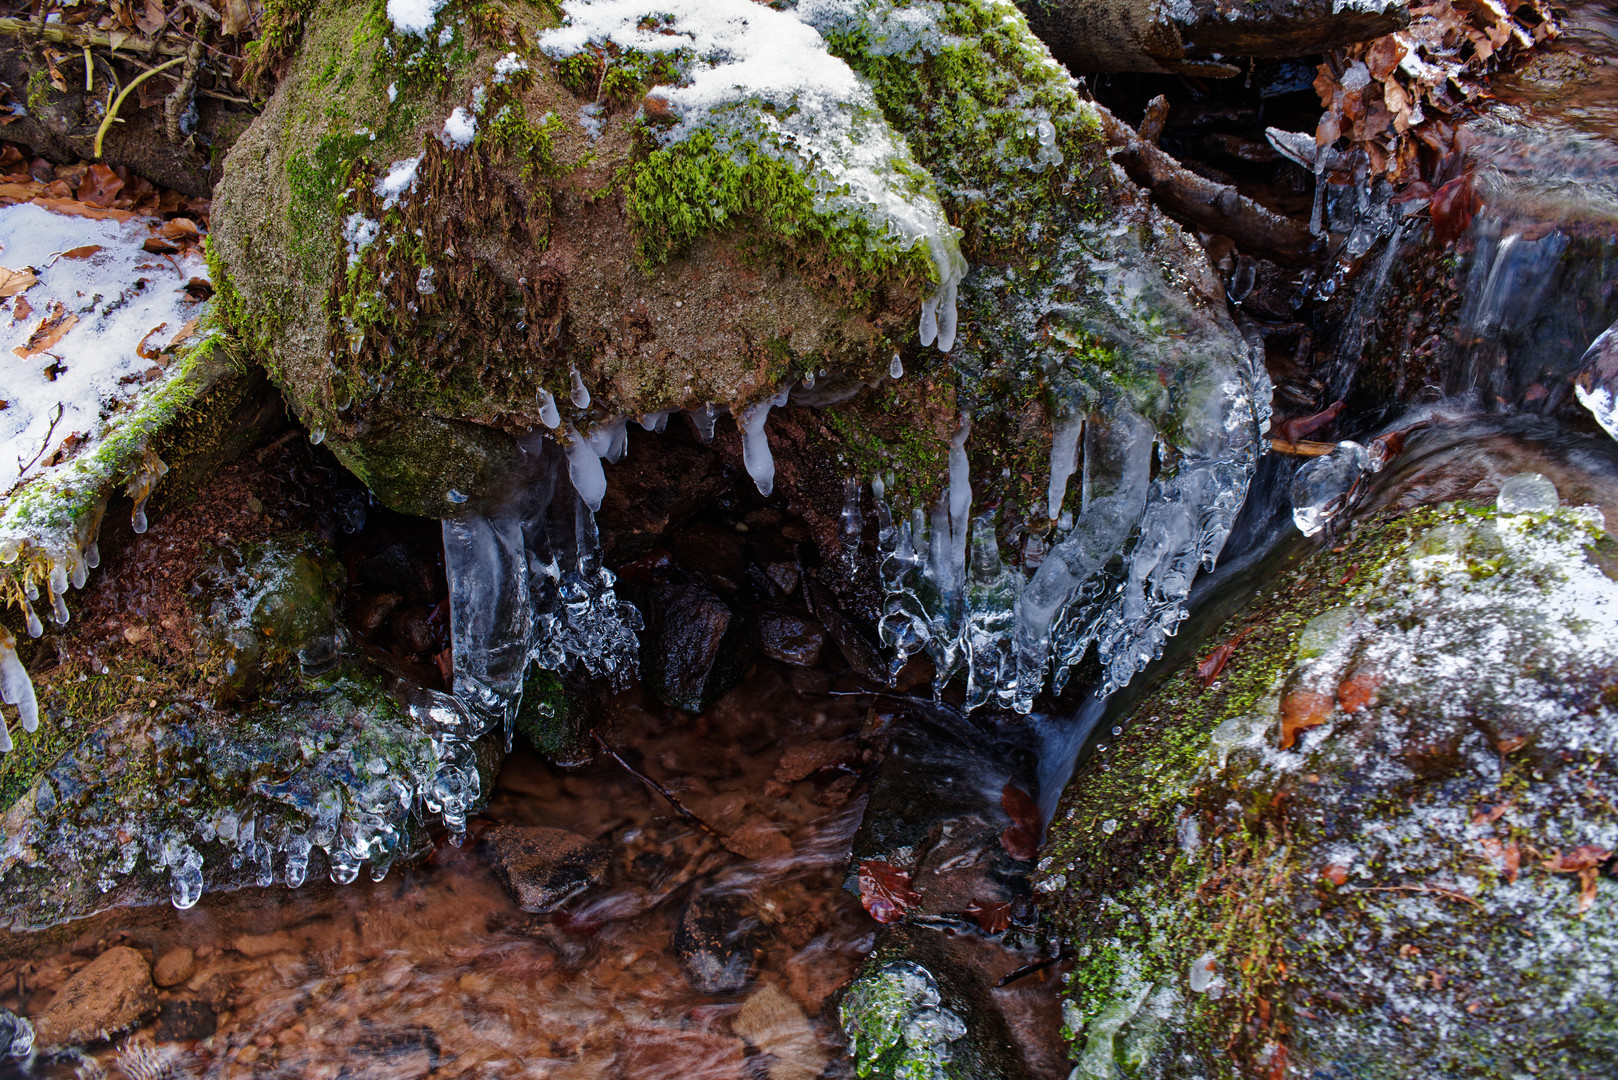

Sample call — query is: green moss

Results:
[624,129,935,304]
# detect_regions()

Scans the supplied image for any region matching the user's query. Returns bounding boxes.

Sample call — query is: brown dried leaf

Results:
[1000,825,1038,861]
[0,266,36,297]
[13,294,33,322]
[1279,691,1334,750]
[1198,628,1252,687]
[14,302,78,358]
[77,163,125,208]
[136,322,170,360]
[221,0,253,36]
[1002,784,1040,834]
[57,245,102,260]
[158,217,201,241]
[965,899,1014,934]
[1336,668,1382,713]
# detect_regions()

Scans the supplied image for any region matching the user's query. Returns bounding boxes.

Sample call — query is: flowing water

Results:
[0,662,1067,1080]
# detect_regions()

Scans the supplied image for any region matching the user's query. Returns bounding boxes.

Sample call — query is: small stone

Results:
[231,931,298,959]
[723,816,794,861]
[156,997,217,1041]
[151,947,196,988]
[759,613,824,668]
[121,625,149,644]
[483,825,609,913]
[32,946,156,1048]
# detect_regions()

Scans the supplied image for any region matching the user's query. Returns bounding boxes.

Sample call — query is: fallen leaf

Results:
[0,266,36,297]
[184,277,214,301]
[31,197,135,222]
[56,244,102,260]
[1000,825,1038,861]
[1336,668,1382,712]
[77,163,126,209]
[13,295,32,322]
[158,217,201,241]
[1323,863,1350,886]
[14,302,78,358]
[1430,173,1478,245]
[1497,733,1528,754]
[142,237,181,255]
[221,0,253,36]
[1198,628,1252,686]
[857,860,919,924]
[1276,400,1345,443]
[1279,691,1334,750]
[964,899,1014,934]
[1002,784,1040,834]
[1470,803,1508,826]
[1542,845,1611,914]
[136,323,170,360]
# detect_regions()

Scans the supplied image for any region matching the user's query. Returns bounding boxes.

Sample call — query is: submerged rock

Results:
[483,824,609,913]
[31,945,156,1049]
[1038,498,1618,1077]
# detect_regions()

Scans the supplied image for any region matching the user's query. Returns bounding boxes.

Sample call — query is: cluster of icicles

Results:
[0,452,168,752]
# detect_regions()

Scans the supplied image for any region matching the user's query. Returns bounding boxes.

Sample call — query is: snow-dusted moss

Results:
[1039,498,1618,1077]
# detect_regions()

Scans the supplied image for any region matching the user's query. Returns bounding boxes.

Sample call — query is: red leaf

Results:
[1198,628,1252,687]
[1000,825,1038,861]
[857,860,919,923]
[1279,691,1333,750]
[1276,400,1344,443]
[76,163,125,208]
[1001,785,1039,833]
[965,899,1014,934]
[1430,173,1477,245]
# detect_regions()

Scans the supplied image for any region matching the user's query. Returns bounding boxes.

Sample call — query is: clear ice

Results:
[1291,441,1369,537]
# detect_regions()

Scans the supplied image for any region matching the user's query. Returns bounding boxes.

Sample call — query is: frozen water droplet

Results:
[446,489,468,505]
[569,369,591,409]
[890,353,904,379]
[1496,472,1559,515]
[537,388,562,429]
[1291,441,1370,536]
[1189,953,1217,993]
[309,428,325,445]
[1101,818,1118,835]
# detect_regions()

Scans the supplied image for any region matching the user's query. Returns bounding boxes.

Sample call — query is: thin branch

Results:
[592,731,724,840]
[997,955,1061,987]
[1348,884,1484,910]
[1270,438,1337,456]
[16,401,62,475]
[95,54,184,158]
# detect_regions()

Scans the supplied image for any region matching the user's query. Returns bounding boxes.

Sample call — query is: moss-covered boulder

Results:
[0,519,498,931]
[1036,497,1618,1077]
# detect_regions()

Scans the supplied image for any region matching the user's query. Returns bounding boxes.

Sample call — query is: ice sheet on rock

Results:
[540,0,966,351]
[0,203,206,497]
[1575,316,1618,441]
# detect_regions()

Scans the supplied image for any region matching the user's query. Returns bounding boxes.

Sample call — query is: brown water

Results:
[0,661,1068,1079]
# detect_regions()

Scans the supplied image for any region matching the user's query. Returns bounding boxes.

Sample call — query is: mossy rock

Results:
[1037,500,1618,1078]
[0,531,496,930]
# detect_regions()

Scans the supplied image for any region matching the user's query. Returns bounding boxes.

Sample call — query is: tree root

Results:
[1097,95,1321,266]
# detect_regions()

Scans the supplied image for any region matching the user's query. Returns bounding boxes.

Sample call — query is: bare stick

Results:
[16,402,63,475]
[95,55,185,158]
[592,731,724,840]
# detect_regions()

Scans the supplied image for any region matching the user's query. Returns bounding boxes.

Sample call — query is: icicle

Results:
[127,452,169,535]
[569,368,591,408]
[639,410,672,432]
[585,417,630,464]
[690,403,720,442]
[441,515,532,724]
[1046,413,1084,520]
[737,386,791,497]
[21,597,41,638]
[890,353,904,379]
[537,388,562,429]
[0,629,38,739]
[563,425,609,512]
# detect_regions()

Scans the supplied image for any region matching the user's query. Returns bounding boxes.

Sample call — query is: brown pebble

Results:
[152,946,196,988]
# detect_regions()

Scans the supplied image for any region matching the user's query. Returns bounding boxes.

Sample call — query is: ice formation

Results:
[443,435,641,734]
[1290,441,1370,536]
[1575,316,1618,441]
[387,0,448,36]
[539,0,967,351]
[737,387,792,497]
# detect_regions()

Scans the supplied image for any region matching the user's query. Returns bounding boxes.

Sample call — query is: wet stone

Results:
[759,613,825,668]
[32,946,156,1048]
[156,997,217,1041]
[639,583,756,713]
[483,825,609,914]
[674,890,763,994]
[151,947,195,988]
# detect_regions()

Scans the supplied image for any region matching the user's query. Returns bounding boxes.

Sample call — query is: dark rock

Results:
[673,890,763,994]
[513,668,596,768]
[839,923,1035,1080]
[848,705,1038,920]
[672,522,749,597]
[806,581,886,682]
[759,612,825,668]
[483,826,609,914]
[761,562,801,598]
[354,543,439,604]
[351,592,403,637]
[597,431,734,565]
[388,604,440,656]
[32,946,156,1048]
[156,997,217,1042]
[639,583,756,713]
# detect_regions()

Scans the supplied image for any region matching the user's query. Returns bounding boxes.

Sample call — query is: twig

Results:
[592,731,724,840]
[16,402,62,475]
[1269,438,1337,457]
[1349,884,1484,910]
[164,21,209,146]
[997,955,1060,987]
[94,54,184,158]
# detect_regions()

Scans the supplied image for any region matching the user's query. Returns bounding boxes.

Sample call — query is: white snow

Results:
[374,155,424,208]
[441,107,477,150]
[493,52,529,83]
[0,203,207,498]
[539,0,966,352]
[386,0,447,36]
